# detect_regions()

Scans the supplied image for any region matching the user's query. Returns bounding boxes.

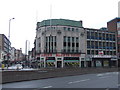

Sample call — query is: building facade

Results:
[35,19,86,68]
[35,18,118,68]
[0,34,11,65]
[85,28,117,67]
[107,17,120,66]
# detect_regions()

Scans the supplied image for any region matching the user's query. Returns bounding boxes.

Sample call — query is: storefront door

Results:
[57,61,62,68]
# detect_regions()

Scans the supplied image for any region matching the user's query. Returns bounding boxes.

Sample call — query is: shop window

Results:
[41,58,44,60]
[57,58,61,60]
[81,58,84,61]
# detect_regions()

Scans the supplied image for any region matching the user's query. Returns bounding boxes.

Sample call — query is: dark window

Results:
[76,28,78,32]
[39,43,40,47]
[114,51,116,55]
[64,42,66,46]
[64,36,66,42]
[72,43,75,47]
[76,43,79,47]
[103,33,105,40]
[68,37,71,42]
[91,50,94,55]
[55,36,56,42]
[54,42,56,46]
[110,51,112,55]
[46,43,47,47]
[87,50,90,54]
[76,37,79,42]
[72,28,74,31]
[46,37,48,42]
[68,42,71,47]
[72,37,74,42]
[68,28,70,31]
[95,50,98,55]
[64,27,66,30]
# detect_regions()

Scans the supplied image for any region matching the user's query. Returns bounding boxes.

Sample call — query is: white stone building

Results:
[35,19,86,68]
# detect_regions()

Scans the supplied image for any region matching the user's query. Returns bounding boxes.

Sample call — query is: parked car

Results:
[8,64,23,70]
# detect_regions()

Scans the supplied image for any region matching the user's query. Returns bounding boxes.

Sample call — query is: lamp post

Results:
[7,18,15,69]
[8,18,15,40]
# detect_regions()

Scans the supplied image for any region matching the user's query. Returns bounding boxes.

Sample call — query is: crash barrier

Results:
[1,67,118,84]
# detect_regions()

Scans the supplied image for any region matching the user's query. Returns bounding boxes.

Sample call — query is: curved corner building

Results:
[35,18,118,68]
[35,19,86,68]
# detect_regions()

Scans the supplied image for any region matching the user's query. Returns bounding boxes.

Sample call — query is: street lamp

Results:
[7,18,15,68]
[8,18,15,40]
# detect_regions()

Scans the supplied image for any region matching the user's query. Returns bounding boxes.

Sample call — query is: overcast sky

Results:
[0,0,119,54]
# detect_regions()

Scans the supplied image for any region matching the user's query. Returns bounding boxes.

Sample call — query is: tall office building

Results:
[85,28,117,67]
[107,17,120,66]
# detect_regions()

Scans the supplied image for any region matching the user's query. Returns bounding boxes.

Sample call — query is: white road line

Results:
[113,72,119,74]
[68,79,90,84]
[43,86,53,88]
[105,73,111,75]
[97,74,104,77]
[99,76,112,79]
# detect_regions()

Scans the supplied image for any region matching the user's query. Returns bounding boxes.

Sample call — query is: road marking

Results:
[97,74,104,77]
[113,72,119,74]
[99,76,112,79]
[43,86,53,88]
[68,79,90,84]
[105,73,111,75]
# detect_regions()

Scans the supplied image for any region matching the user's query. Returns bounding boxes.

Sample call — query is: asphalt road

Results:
[2,72,119,89]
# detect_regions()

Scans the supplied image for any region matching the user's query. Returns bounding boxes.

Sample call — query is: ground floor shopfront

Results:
[36,54,118,68]
[85,55,118,68]
[36,53,86,68]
